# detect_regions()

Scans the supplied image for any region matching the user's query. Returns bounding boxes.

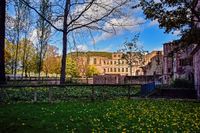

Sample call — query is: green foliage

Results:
[66,57,78,78]
[0,99,200,132]
[140,0,200,44]
[172,79,194,88]
[86,65,100,78]
[140,0,196,33]
[1,85,140,102]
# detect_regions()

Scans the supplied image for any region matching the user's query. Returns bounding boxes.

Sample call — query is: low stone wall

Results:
[93,74,124,84]
[93,75,161,84]
[124,75,161,84]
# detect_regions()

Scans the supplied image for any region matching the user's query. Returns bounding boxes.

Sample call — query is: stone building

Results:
[141,51,163,76]
[192,45,200,98]
[163,41,198,85]
[71,51,163,77]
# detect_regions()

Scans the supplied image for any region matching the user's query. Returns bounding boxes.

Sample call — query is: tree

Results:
[13,0,27,79]
[0,0,6,84]
[86,65,100,78]
[66,57,78,78]
[19,39,36,77]
[43,45,59,77]
[36,0,52,79]
[20,0,140,84]
[119,34,146,76]
[140,0,200,44]
[21,0,31,78]
[5,40,16,74]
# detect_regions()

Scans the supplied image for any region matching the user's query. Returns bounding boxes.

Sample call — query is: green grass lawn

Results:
[0,99,200,133]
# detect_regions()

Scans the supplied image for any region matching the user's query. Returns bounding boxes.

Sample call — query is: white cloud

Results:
[72,44,88,52]
[148,20,159,27]
[153,47,163,51]
[93,16,145,43]
[29,29,38,45]
[173,30,181,36]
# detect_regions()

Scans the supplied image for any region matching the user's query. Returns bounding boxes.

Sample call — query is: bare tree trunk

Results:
[21,37,28,78]
[60,0,70,84]
[0,0,6,84]
[60,31,67,84]
[38,51,43,79]
[14,30,20,79]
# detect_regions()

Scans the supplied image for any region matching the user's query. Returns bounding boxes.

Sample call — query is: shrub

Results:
[172,79,194,89]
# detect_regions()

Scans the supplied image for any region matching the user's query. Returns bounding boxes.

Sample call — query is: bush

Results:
[172,79,194,89]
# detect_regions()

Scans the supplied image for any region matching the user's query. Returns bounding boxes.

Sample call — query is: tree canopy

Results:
[140,0,200,44]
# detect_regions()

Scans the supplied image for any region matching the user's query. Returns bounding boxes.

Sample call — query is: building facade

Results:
[73,51,163,77]
[163,41,198,85]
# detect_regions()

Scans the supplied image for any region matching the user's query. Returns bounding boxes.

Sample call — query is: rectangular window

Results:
[168,68,171,73]
[94,58,96,64]
[114,61,116,64]
[114,68,116,72]
[110,68,113,72]
[126,68,128,72]
[118,68,120,72]
[110,61,112,65]
[122,68,124,72]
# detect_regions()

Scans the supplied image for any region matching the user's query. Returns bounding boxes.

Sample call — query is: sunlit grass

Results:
[0,99,200,132]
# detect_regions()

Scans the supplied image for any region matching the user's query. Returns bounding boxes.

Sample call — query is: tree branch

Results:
[19,0,63,32]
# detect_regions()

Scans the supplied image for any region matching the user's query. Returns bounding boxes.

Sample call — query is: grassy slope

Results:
[0,99,200,133]
[68,51,113,59]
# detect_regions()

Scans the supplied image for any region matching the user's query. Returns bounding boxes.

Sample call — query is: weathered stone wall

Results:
[93,75,161,84]
[93,74,123,84]
[193,47,200,98]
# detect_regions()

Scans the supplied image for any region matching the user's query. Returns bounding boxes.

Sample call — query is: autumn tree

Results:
[21,0,32,78]
[13,0,28,79]
[36,0,52,79]
[19,39,37,77]
[43,45,59,77]
[5,40,16,74]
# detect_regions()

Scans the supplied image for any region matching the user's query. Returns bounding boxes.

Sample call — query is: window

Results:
[104,61,106,65]
[122,68,124,72]
[94,58,96,64]
[126,68,128,72]
[168,68,171,73]
[118,68,120,72]
[108,68,109,72]
[114,54,116,57]
[114,68,116,72]
[104,69,106,73]
[110,68,113,72]
[110,61,112,65]
[118,55,120,57]
[122,61,124,64]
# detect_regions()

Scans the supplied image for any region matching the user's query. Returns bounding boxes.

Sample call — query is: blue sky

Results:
[61,20,180,53]
[7,1,180,54]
